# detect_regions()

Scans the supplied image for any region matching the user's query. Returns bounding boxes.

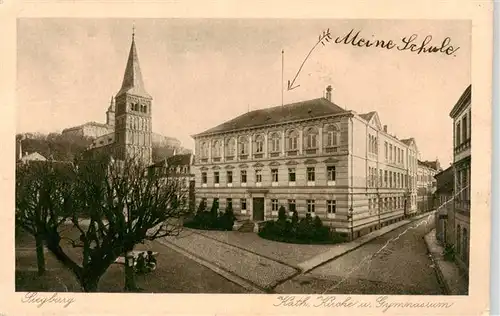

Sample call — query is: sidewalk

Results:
[424,229,468,295]
[298,211,435,272]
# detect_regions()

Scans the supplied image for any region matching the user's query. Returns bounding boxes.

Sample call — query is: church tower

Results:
[106,96,116,127]
[114,28,153,165]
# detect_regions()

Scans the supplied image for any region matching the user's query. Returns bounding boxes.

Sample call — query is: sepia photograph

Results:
[10,13,488,313]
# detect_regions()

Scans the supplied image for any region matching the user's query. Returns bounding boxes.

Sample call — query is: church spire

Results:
[116,26,151,99]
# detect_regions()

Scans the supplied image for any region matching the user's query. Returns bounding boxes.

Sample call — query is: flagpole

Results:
[281,49,284,107]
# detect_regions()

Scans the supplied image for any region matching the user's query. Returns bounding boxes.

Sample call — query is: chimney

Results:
[383,125,387,133]
[325,85,332,102]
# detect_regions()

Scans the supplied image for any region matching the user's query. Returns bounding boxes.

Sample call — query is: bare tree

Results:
[16,152,190,292]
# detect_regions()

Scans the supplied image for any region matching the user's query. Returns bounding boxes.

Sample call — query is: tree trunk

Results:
[81,275,100,292]
[35,234,46,276]
[124,257,138,292]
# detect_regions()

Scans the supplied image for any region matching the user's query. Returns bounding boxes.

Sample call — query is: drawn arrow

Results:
[287,28,333,91]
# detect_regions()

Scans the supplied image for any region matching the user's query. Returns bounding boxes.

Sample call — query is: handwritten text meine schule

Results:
[332,29,460,56]
[274,295,454,313]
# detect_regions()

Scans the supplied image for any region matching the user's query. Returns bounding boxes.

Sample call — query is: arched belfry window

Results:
[254,134,264,153]
[304,126,319,149]
[269,132,281,153]
[286,129,298,151]
[238,136,249,155]
[324,124,340,148]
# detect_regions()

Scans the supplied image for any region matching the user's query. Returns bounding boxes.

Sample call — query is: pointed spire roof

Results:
[107,96,115,112]
[116,30,152,99]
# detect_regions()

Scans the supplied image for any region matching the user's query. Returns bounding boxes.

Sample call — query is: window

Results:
[456,122,461,147]
[241,198,247,210]
[240,170,247,183]
[212,140,221,157]
[214,171,220,184]
[288,168,296,182]
[213,198,219,211]
[227,171,233,184]
[384,142,388,160]
[304,127,318,148]
[271,199,279,212]
[462,115,468,141]
[288,200,296,213]
[384,170,388,187]
[202,172,207,184]
[255,169,262,183]
[271,169,279,182]
[389,144,393,161]
[307,200,315,213]
[255,135,264,153]
[379,169,383,187]
[270,132,280,152]
[200,142,209,158]
[226,198,232,209]
[324,124,340,147]
[225,138,236,157]
[238,136,249,155]
[307,167,315,182]
[327,166,336,182]
[287,130,298,150]
[327,200,336,214]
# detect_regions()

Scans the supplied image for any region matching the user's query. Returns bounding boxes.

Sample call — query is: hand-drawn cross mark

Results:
[287,28,332,91]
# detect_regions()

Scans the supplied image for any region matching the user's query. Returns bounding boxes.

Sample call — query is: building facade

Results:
[434,166,454,244]
[450,84,471,274]
[417,159,440,212]
[192,87,421,240]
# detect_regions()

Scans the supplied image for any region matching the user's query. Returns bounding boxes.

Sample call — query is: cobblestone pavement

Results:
[160,231,299,290]
[192,229,332,266]
[275,215,444,294]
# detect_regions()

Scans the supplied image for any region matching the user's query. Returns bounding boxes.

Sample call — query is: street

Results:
[275,215,445,294]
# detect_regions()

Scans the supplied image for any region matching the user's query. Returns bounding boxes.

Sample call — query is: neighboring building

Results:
[148,153,196,212]
[450,84,471,274]
[192,85,421,240]
[434,166,454,244]
[85,31,153,165]
[417,159,440,212]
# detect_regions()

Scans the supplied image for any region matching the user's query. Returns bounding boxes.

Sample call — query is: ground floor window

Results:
[307,199,315,213]
[226,198,232,209]
[271,199,279,211]
[240,198,247,211]
[327,200,336,214]
[288,199,296,212]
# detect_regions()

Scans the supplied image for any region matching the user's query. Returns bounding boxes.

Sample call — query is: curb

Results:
[155,238,266,293]
[299,211,436,273]
[423,231,450,295]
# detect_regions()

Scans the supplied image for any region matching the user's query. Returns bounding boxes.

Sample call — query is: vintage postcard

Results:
[0,0,493,315]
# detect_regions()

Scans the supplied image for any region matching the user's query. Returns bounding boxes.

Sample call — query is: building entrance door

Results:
[252,198,264,221]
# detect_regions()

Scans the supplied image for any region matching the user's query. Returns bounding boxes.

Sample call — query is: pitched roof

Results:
[195,98,346,137]
[400,138,414,146]
[149,154,192,168]
[20,152,47,162]
[418,159,440,171]
[116,35,151,99]
[359,111,376,121]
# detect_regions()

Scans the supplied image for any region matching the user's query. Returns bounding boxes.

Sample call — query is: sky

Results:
[16,18,470,167]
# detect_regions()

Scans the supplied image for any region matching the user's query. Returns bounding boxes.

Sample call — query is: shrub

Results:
[258,212,347,245]
[278,206,287,222]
